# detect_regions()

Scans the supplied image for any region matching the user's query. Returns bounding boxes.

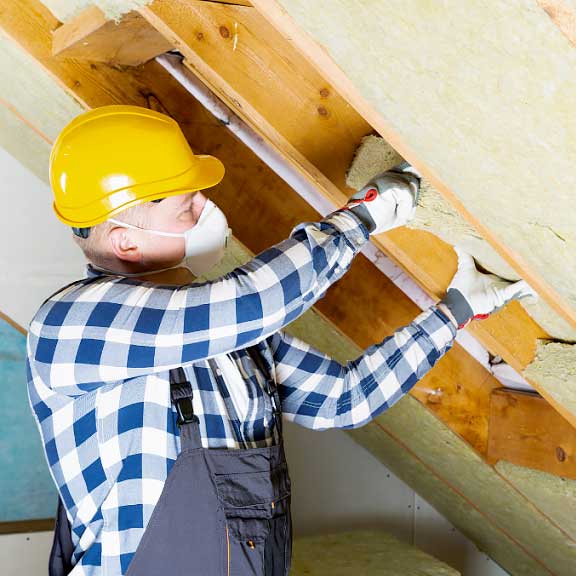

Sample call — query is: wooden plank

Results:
[201,0,252,5]
[136,0,576,430]
[52,5,172,66]
[140,0,368,193]
[488,389,576,480]
[0,519,54,534]
[249,0,576,332]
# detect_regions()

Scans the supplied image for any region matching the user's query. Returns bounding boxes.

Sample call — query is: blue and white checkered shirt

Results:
[26,211,456,575]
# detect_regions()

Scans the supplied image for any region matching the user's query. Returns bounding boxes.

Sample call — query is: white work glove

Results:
[344,162,420,234]
[440,247,538,329]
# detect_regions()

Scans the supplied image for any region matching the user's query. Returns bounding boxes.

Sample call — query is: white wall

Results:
[0,147,85,329]
[0,147,509,575]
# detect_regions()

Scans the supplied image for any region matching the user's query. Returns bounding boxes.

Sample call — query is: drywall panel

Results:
[282,423,414,542]
[346,135,576,343]
[0,143,87,327]
[272,0,576,327]
[496,461,576,542]
[0,531,53,576]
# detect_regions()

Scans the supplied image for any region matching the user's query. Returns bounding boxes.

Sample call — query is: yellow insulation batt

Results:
[346,135,576,343]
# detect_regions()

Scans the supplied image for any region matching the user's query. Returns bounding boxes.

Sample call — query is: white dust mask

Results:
[108,199,231,277]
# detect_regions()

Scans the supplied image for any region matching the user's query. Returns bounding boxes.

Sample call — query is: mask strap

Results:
[108,218,185,238]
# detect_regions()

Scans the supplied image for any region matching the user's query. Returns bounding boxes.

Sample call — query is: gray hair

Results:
[72,202,151,268]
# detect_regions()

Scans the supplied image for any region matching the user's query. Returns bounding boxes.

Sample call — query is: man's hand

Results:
[344,161,420,234]
[440,247,538,329]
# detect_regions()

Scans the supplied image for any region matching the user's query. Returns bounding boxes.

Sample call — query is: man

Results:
[27,105,533,576]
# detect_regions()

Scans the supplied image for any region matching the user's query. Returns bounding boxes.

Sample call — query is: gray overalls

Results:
[49,345,293,576]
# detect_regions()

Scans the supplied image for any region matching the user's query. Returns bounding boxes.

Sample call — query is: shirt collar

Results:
[86,263,119,278]
[85,262,184,279]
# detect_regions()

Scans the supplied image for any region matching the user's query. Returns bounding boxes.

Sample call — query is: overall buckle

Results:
[175,398,198,426]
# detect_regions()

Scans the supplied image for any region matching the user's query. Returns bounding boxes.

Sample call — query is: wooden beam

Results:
[52,5,172,66]
[248,0,576,333]
[488,389,576,480]
[201,0,252,5]
[134,0,576,430]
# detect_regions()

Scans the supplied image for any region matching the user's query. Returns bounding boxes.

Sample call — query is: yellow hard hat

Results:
[50,105,225,229]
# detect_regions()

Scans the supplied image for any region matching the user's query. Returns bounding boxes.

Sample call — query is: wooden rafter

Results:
[488,388,576,480]
[52,5,172,66]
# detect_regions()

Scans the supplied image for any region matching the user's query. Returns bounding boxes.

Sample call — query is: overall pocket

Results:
[214,462,291,576]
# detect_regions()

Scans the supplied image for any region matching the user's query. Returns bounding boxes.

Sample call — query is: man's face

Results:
[109,191,208,270]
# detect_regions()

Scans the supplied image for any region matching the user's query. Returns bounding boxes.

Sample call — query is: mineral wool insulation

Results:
[347,135,576,397]
[346,135,576,344]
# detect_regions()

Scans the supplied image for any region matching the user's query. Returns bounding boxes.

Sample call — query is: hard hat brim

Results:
[54,154,225,228]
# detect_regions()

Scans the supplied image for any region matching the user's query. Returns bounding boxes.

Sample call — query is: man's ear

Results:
[108,227,142,263]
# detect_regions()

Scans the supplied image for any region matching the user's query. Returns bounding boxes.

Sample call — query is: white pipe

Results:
[157,54,334,215]
[156,53,531,390]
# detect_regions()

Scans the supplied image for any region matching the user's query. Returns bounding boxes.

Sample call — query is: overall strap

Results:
[246,345,283,438]
[169,367,202,451]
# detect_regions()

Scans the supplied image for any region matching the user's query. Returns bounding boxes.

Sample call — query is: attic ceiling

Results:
[257,0,576,330]
[2,0,576,574]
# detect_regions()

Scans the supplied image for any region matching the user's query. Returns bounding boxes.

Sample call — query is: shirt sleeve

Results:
[27,211,369,393]
[269,306,457,430]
